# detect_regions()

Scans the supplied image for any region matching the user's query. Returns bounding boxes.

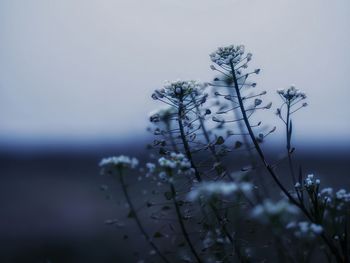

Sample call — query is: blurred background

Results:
[0,0,349,262]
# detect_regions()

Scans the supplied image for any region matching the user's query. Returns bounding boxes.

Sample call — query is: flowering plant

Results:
[99,45,349,263]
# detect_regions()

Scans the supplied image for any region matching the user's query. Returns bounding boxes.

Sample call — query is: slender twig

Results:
[118,168,170,263]
[229,60,344,263]
[286,100,297,185]
[169,179,202,262]
[178,97,202,182]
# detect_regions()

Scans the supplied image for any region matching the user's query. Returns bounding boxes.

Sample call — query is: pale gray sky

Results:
[0,0,349,146]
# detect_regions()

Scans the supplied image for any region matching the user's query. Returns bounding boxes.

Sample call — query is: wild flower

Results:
[152,80,204,100]
[304,174,319,188]
[187,181,253,201]
[251,199,299,225]
[98,44,349,262]
[149,107,177,123]
[277,85,306,102]
[335,189,350,202]
[286,221,323,239]
[158,152,193,175]
[99,155,139,169]
[210,45,245,66]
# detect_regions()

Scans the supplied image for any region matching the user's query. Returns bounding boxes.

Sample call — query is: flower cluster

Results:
[304,174,320,188]
[99,155,139,169]
[149,107,176,123]
[251,199,299,225]
[286,221,323,239]
[294,174,320,191]
[319,187,350,210]
[277,85,306,101]
[210,45,246,66]
[152,80,203,100]
[187,181,253,201]
[158,152,193,175]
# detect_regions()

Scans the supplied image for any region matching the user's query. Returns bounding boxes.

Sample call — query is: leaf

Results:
[215,136,225,145]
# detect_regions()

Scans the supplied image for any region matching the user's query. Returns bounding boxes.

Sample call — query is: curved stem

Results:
[165,121,179,153]
[118,169,170,263]
[178,99,202,182]
[229,61,344,263]
[169,180,202,262]
[179,96,248,261]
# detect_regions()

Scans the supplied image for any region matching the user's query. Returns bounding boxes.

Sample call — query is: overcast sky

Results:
[0,0,349,147]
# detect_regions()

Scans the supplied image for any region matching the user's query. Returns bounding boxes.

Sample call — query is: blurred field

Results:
[0,142,349,263]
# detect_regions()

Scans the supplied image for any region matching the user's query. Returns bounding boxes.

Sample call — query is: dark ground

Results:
[0,142,349,263]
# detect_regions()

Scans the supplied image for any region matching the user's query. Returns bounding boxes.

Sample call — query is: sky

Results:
[0,0,349,147]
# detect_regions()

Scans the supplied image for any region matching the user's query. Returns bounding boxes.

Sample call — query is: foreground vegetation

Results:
[100,45,349,262]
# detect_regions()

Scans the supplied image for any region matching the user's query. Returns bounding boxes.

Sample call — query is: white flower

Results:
[336,189,350,202]
[287,221,323,238]
[187,181,253,201]
[99,155,139,169]
[304,174,316,187]
[310,223,323,234]
[277,85,306,101]
[210,45,245,66]
[158,152,193,175]
[321,187,333,196]
[251,199,299,224]
[153,80,204,99]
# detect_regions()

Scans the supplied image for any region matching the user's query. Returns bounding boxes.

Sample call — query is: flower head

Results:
[152,80,204,100]
[187,181,253,201]
[149,107,176,123]
[287,221,323,239]
[99,155,139,169]
[251,199,299,225]
[210,45,245,66]
[158,152,193,175]
[277,85,306,101]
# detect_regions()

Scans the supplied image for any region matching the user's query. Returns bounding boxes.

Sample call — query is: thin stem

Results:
[229,60,344,263]
[178,98,202,182]
[286,101,296,185]
[165,121,179,153]
[118,169,170,263]
[190,94,225,174]
[169,180,202,262]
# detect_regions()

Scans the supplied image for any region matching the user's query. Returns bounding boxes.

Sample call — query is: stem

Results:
[190,93,227,178]
[229,60,344,263]
[226,85,269,200]
[178,99,202,182]
[209,202,248,263]
[180,95,251,260]
[169,180,202,262]
[118,169,170,263]
[286,101,296,185]
[165,121,179,153]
